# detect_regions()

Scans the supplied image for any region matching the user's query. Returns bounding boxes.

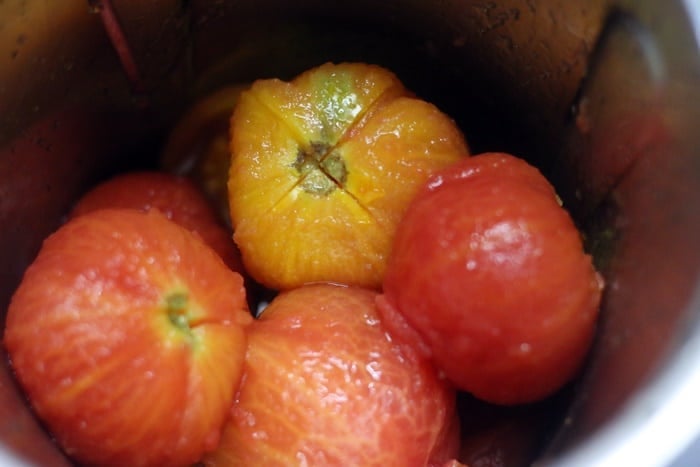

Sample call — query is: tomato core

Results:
[294,140,347,195]
[166,292,191,334]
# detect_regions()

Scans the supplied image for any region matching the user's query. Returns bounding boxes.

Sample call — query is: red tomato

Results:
[204,283,457,466]
[377,152,603,405]
[4,209,252,466]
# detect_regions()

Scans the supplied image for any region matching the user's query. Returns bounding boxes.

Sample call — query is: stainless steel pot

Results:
[1,1,699,465]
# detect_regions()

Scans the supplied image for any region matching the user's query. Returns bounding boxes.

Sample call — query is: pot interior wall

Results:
[6,0,700,465]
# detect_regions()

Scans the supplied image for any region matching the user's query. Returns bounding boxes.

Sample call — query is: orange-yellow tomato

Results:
[228,62,469,290]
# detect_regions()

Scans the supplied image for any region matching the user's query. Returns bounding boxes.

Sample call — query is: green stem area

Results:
[166,292,192,335]
[293,141,348,195]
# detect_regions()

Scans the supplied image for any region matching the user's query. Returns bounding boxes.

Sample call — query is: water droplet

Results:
[365,361,382,380]
[59,377,73,387]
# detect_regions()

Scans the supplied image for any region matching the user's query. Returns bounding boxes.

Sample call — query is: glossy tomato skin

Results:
[4,209,252,466]
[69,171,245,275]
[204,283,457,467]
[378,153,603,405]
[228,62,468,291]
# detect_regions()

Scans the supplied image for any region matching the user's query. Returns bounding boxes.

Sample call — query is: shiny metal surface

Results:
[1,0,699,465]
[543,0,700,464]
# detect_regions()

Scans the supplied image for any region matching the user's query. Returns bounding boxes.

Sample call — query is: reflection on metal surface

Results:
[685,0,700,47]
[544,0,700,465]
[558,10,668,219]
